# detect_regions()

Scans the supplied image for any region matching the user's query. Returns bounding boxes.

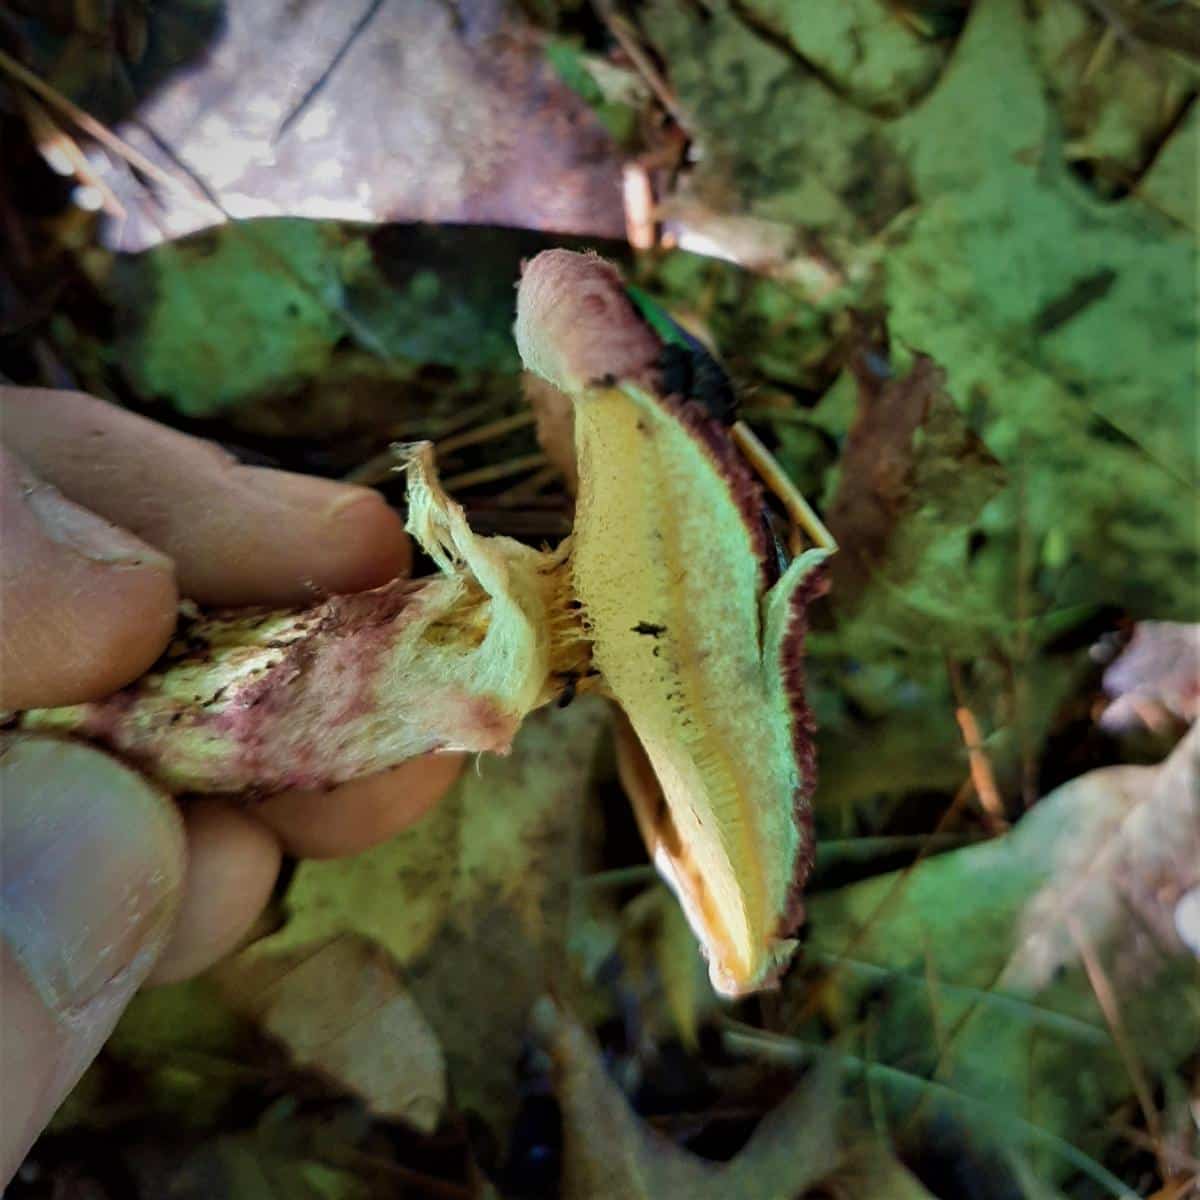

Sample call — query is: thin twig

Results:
[946,659,1009,833]
[1012,442,1038,810]
[732,420,836,552]
[1112,1124,1200,1177]
[344,404,531,487]
[17,92,126,219]
[342,444,406,486]
[442,452,548,492]
[623,160,657,251]
[592,0,688,128]
[1082,26,1118,83]
[0,49,210,208]
[1075,0,1161,75]
[953,705,1008,832]
[1066,914,1165,1172]
[435,410,536,455]
[428,395,511,441]
[492,463,562,506]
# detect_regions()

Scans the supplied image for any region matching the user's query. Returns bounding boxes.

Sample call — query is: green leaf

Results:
[803,726,1200,1182]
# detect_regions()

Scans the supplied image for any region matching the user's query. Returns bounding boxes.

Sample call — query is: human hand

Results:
[0,388,464,1181]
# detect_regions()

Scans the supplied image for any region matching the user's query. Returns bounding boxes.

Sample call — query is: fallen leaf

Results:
[734,0,950,114]
[1100,622,1200,734]
[803,724,1200,1182]
[1029,0,1195,199]
[215,934,447,1133]
[535,999,842,1200]
[639,0,914,244]
[643,0,1196,624]
[1137,100,1198,231]
[249,699,610,1135]
[824,345,1004,632]
[94,218,625,435]
[72,0,625,253]
[883,0,1198,620]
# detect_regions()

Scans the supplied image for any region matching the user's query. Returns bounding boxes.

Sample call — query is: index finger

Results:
[1,389,410,608]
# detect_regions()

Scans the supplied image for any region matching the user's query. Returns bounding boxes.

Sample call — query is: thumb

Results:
[0,737,185,1184]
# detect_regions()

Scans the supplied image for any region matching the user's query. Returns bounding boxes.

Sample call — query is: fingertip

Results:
[305,487,413,596]
[146,800,282,985]
[208,470,411,603]
[1,390,410,608]
[253,753,465,859]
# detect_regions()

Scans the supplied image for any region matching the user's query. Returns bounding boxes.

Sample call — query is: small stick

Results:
[0,49,211,209]
[426,395,510,441]
[492,463,561,506]
[344,410,536,487]
[953,706,1007,832]
[1067,914,1165,1177]
[623,161,657,251]
[18,93,127,219]
[442,452,547,492]
[732,420,836,552]
[946,660,1008,833]
[342,443,406,486]
[592,0,688,128]
[435,410,536,456]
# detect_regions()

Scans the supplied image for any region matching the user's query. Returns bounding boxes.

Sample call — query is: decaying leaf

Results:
[803,724,1200,1176]
[214,934,446,1133]
[22,444,583,793]
[643,0,1197,623]
[1029,0,1195,199]
[243,699,609,1135]
[63,0,625,254]
[92,218,625,437]
[733,0,951,114]
[825,341,1004,621]
[882,0,1198,621]
[1100,622,1200,734]
[536,998,841,1200]
[637,0,913,245]
[517,249,832,997]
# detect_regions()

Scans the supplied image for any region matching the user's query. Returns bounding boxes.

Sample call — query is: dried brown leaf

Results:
[215,934,446,1133]
[89,0,626,252]
[536,999,841,1200]
[244,699,610,1136]
[826,348,1003,608]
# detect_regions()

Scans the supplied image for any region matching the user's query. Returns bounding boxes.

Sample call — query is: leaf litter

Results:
[2,0,1197,1196]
